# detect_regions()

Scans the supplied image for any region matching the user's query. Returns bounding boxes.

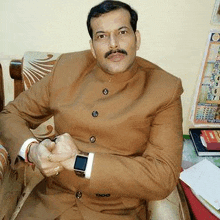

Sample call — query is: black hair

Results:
[87,0,138,39]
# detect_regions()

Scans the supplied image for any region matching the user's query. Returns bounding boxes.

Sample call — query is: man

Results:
[0,0,183,219]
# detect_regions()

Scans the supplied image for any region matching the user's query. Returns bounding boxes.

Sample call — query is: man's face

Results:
[90,9,141,74]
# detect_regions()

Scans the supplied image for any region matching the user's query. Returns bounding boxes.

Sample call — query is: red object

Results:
[180,180,219,220]
[201,130,220,150]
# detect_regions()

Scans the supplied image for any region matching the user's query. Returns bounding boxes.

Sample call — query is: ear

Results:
[90,39,97,59]
[135,30,141,51]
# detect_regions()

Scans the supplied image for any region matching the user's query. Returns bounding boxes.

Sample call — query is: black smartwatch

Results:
[74,153,89,178]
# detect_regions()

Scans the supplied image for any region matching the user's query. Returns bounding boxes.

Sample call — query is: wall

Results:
[0,0,218,134]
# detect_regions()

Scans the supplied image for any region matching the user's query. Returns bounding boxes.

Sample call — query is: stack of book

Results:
[189,128,220,156]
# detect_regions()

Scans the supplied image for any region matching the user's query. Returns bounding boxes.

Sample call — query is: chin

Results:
[106,64,129,74]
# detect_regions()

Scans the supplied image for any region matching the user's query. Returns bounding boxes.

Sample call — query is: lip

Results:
[107,53,125,62]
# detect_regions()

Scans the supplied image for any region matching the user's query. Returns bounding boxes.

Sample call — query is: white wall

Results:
[0,0,218,134]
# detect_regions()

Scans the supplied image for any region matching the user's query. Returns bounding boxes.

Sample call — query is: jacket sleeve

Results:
[87,79,183,201]
[0,71,54,165]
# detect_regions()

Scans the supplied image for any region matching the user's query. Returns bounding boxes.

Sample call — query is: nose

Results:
[109,33,118,49]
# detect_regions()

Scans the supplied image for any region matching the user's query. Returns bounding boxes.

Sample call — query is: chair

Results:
[0,63,4,112]
[0,51,191,220]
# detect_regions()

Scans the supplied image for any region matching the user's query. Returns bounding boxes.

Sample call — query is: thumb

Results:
[41,139,56,152]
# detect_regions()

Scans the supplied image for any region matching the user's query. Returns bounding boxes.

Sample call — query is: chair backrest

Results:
[10,59,23,99]
[10,51,61,98]
[21,51,61,90]
[10,51,61,141]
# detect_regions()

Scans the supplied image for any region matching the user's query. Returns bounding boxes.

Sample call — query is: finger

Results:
[46,152,72,162]
[55,133,71,143]
[41,139,56,152]
[47,141,56,152]
[47,153,53,162]
[43,165,63,177]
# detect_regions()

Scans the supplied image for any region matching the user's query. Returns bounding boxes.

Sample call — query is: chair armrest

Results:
[0,145,8,183]
[0,63,4,112]
[0,145,24,220]
[177,180,191,220]
[148,180,191,220]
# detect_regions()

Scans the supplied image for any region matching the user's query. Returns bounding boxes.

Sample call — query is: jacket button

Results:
[76,191,82,199]
[92,111,99,117]
[90,136,96,143]
[102,88,109,95]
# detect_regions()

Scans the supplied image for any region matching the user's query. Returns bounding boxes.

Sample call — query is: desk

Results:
[181,139,220,219]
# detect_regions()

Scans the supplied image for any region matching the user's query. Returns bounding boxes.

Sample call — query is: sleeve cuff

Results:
[18,138,38,159]
[85,153,94,179]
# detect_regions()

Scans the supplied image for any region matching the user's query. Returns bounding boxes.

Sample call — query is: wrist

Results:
[25,141,39,165]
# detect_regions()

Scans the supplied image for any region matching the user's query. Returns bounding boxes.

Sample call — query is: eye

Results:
[119,30,127,35]
[97,34,106,39]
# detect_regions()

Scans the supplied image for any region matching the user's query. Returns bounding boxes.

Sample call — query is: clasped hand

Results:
[28,133,79,177]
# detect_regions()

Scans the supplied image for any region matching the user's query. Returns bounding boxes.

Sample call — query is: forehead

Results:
[90,9,131,32]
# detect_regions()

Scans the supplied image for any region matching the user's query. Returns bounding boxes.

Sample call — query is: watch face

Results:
[74,155,88,171]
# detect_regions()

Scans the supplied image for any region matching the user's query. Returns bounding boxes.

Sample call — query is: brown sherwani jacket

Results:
[0,50,183,219]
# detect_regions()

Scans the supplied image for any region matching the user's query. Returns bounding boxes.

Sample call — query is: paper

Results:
[180,159,220,210]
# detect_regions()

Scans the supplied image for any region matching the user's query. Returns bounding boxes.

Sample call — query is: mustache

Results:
[104,49,128,58]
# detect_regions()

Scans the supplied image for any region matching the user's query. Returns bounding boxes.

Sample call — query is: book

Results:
[201,130,220,150]
[189,128,220,156]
